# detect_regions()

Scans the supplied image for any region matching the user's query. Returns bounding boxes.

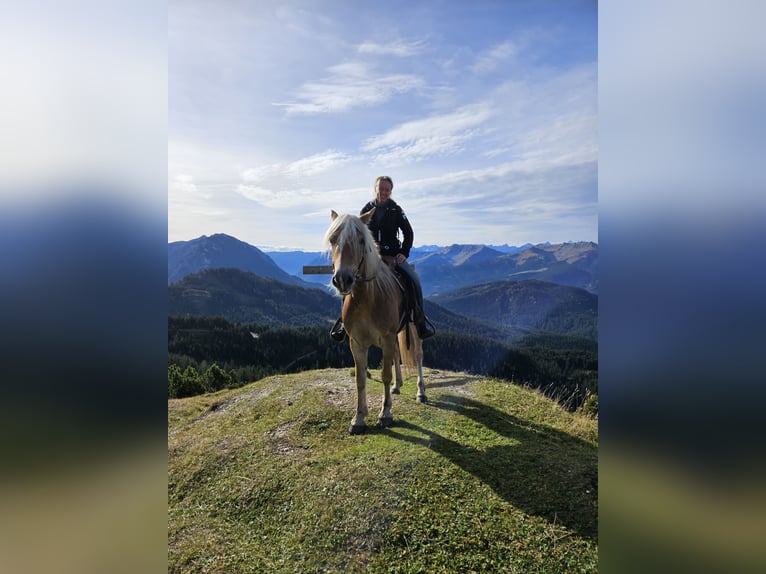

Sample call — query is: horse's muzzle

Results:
[332,270,354,295]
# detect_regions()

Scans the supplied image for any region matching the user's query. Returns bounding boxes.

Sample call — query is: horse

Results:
[324,208,427,434]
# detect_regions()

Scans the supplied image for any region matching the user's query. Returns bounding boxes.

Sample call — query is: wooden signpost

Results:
[302,264,413,276]
[302,265,334,275]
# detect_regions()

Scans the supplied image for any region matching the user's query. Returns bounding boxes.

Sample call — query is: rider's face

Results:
[375,180,392,204]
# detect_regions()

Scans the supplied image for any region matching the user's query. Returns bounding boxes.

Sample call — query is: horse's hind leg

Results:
[412,327,427,404]
[376,339,396,428]
[399,325,427,404]
[415,356,427,404]
[349,339,369,435]
[392,340,403,395]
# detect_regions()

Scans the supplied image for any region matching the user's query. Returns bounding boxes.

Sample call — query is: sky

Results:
[169,0,597,251]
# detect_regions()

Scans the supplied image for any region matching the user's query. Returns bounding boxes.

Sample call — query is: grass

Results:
[169,368,598,573]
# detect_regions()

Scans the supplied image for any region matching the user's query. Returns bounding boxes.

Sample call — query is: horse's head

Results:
[324,208,376,296]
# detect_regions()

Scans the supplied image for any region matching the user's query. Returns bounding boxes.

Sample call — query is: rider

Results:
[331,175,435,341]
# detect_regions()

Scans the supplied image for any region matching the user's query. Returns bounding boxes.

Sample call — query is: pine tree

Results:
[204,363,233,392]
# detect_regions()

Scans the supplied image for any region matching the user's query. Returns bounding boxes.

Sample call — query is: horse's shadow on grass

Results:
[383,394,598,541]
[420,375,475,391]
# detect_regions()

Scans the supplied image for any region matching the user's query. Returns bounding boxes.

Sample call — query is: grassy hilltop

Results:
[169,368,598,573]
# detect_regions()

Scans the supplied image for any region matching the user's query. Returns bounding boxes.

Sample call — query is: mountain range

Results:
[408,242,598,296]
[168,233,598,341]
[263,242,542,286]
[168,233,319,288]
[430,279,598,341]
[168,268,338,326]
[262,240,598,295]
[168,267,510,338]
[169,233,597,295]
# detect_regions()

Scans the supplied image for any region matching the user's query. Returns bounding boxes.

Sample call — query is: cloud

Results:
[168,172,230,228]
[398,159,597,246]
[398,152,596,214]
[273,62,424,115]
[368,132,484,166]
[236,185,313,208]
[516,112,598,166]
[472,41,516,74]
[356,38,427,57]
[238,150,363,208]
[170,173,197,193]
[168,173,215,201]
[235,183,366,210]
[284,150,353,176]
[362,103,493,164]
[483,146,512,159]
[241,150,353,183]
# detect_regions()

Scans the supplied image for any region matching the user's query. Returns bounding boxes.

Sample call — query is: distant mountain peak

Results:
[167,233,321,289]
[408,241,598,296]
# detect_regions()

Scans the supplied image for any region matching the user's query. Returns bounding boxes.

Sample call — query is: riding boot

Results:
[396,259,435,340]
[414,305,435,339]
[330,316,347,341]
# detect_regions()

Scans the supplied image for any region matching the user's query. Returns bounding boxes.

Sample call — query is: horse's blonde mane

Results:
[324,212,401,299]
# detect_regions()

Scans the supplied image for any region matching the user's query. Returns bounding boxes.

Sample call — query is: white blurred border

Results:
[0,1,166,205]
[601,2,766,572]
[0,4,167,573]
[600,0,766,211]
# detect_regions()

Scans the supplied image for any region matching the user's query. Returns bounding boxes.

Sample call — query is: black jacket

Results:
[360,199,413,258]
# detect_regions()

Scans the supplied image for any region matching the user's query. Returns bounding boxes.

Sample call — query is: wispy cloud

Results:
[168,173,220,203]
[238,150,359,207]
[362,103,494,164]
[356,38,427,57]
[170,173,200,194]
[515,112,598,166]
[398,159,596,245]
[472,41,516,74]
[168,172,230,221]
[236,185,312,208]
[285,150,353,176]
[236,183,366,210]
[242,150,353,181]
[483,146,512,159]
[273,62,424,115]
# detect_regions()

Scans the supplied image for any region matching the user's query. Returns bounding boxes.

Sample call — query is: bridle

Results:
[333,234,376,284]
[354,251,376,282]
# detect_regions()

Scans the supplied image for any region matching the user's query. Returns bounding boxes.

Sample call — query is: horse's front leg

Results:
[349,338,369,435]
[377,338,396,428]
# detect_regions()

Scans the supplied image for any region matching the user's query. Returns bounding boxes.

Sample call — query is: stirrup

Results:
[330,317,347,342]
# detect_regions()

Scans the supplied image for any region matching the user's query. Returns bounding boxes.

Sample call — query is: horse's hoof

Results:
[376,416,394,428]
[349,424,367,435]
[417,395,428,404]
[392,387,400,395]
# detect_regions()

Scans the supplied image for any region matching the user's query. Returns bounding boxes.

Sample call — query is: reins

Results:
[354,252,376,282]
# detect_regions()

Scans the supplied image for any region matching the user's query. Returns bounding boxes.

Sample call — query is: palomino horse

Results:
[325,208,426,434]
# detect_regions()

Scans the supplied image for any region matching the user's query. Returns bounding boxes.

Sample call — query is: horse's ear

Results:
[360,207,375,224]
[331,210,338,221]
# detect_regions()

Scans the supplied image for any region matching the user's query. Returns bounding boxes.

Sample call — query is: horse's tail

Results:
[398,322,423,368]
